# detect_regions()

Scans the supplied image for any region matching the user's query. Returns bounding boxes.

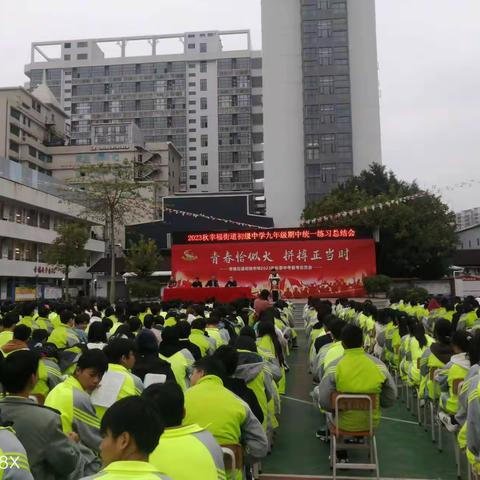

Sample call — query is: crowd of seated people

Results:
[0,293,296,479]
[304,293,480,476]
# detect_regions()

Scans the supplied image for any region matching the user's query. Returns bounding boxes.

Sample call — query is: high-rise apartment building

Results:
[262,0,382,227]
[456,208,480,231]
[24,31,264,208]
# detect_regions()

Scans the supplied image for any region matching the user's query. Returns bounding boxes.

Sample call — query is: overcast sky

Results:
[1,0,479,212]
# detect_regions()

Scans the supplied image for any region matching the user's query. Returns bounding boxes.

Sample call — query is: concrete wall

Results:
[347,0,382,175]
[457,225,480,250]
[261,0,305,227]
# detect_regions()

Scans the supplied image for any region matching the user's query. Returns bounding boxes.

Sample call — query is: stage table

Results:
[162,286,252,303]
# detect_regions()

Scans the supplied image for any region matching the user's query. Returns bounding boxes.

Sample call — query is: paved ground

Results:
[260,308,463,480]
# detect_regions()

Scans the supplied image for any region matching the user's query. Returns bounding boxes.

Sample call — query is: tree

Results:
[303,164,457,279]
[44,222,89,301]
[125,236,163,278]
[71,160,155,303]
[363,275,392,297]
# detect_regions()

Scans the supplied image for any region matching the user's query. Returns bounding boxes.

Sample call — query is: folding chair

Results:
[221,444,243,480]
[329,393,380,480]
[424,367,438,443]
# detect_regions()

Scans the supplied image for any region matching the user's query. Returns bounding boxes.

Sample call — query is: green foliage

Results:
[363,275,392,296]
[44,222,89,300]
[126,237,163,278]
[303,164,457,279]
[128,279,161,299]
[389,286,429,305]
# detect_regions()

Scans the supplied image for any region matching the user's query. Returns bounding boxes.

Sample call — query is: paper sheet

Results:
[91,371,125,408]
[144,373,167,388]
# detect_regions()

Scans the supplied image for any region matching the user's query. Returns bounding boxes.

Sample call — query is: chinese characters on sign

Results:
[186,228,357,243]
[210,248,350,266]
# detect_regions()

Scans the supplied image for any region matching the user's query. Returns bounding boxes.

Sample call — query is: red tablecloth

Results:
[162,287,252,303]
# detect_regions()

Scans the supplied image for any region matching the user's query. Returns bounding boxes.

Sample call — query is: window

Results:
[200,61,207,73]
[28,146,37,157]
[318,20,332,38]
[238,95,250,106]
[110,101,120,113]
[200,116,208,128]
[9,124,20,136]
[10,108,21,120]
[188,82,196,87]
[77,41,88,47]
[64,54,71,60]
[189,119,196,124]
[200,79,207,91]
[201,135,208,147]
[238,76,249,88]
[9,140,19,153]
[318,48,333,66]
[188,63,195,68]
[200,43,207,53]
[189,175,197,180]
[201,153,208,166]
[189,73,196,77]
[201,172,208,184]
[200,97,207,110]
[77,54,88,60]
[189,137,197,142]
[188,43,195,49]
[64,42,71,48]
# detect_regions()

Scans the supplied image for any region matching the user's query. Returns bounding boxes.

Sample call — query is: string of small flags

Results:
[303,192,427,225]
[162,207,269,230]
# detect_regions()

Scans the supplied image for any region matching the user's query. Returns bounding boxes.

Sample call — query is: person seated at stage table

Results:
[225,276,238,288]
[192,277,203,288]
[167,277,177,288]
[205,276,219,288]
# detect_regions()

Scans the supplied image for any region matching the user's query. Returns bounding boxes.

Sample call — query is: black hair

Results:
[13,324,31,342]
[75,313,90,326]
[469,332,480,365]
[413,321,428,349]
[60,310,75,325]
[235,335,258,353]
[143,315,154,329]
[239,325,256,340]
[104,306,115,318]
[37,305,49,318]
[213,345,239,376]
[452,330,470,353]
[31,328,48,344]
[88,321,107,343]
[77,349,109,375]
[101,317,114,332]
[341,324,363,349]
[142,382,184,428]
[177,321,191,338]
[100,396,163,456]
[259,289,270,300]
[329,319,347,340]
[103,338,136,364]
[127,316,142,333]
[434,318,452,345]
[191,318,206,331]
[21,302,35,316]
[192,356,226,378]
[0,350,39,393]
[2,312,19,329]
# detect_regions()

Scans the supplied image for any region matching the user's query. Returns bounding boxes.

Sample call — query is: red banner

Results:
[171,239,376,299]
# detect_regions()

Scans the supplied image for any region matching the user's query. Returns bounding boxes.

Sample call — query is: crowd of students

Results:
[305,294,480,475]
[0,292,296,479]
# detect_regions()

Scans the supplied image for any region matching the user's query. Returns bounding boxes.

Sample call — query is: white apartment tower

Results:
[25,31,264,211]
[262,0,382,226]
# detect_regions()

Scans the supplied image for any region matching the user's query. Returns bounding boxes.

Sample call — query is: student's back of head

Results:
[341,324,363,349]
[452,330,470,354]
[2,312,19,330]
[213,345,239,377]
[88,321,107,343]
[100,396,164,463]
[143,381,184,428]
[103,338,136,364]
[434,318,452,345]
[191,318,206,331]
[177,320,191,339]
[0,350,39,393]
[329,319,347,341]
[13,324,31,342]
[235,335,258,353]
[191,356,226,384]
[60,310,75,325]
[37,305,49,318]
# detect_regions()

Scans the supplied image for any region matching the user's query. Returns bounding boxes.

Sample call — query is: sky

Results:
[1,0,479,212]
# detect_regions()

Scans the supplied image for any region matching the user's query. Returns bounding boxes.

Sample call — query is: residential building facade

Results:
[24,30,264,211]
[262,0,382,226]
[456,208,480,231]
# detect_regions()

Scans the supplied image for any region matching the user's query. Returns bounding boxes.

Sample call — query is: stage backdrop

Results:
[171,236,376,298]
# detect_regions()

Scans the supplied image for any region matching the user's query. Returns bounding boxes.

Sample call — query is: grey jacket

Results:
[0,427,33,479]
[0,396,80,480]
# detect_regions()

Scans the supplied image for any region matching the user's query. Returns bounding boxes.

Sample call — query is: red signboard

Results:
[171,239,376,299]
